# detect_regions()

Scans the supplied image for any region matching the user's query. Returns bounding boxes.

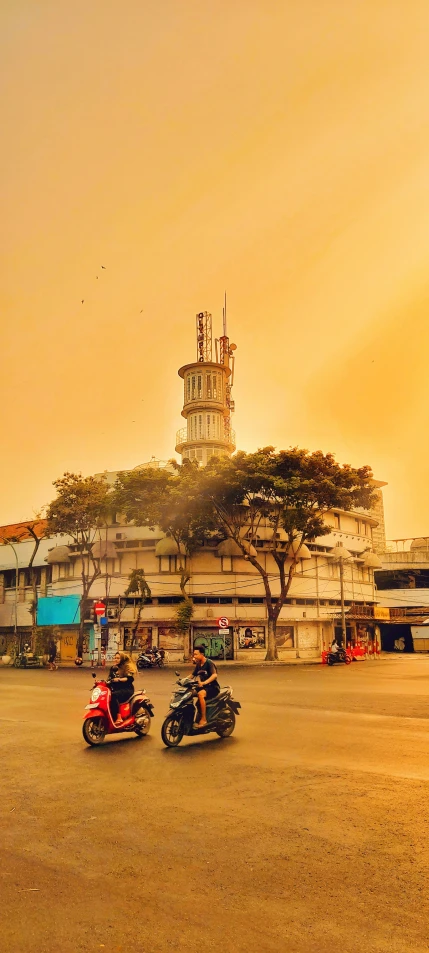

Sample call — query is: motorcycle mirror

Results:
[175,670,181,677]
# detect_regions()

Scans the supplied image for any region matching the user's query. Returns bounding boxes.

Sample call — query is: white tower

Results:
[175,304,237,465]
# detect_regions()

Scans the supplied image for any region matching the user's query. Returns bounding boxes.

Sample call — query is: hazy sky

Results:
[1,1,428,539]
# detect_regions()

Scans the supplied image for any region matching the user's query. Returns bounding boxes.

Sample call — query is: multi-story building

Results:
[0,309,386,664]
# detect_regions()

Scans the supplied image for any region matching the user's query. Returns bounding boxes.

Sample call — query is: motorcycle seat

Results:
[129,692,146,710]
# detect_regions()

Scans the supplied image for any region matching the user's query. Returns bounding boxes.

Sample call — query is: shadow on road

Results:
[161,736,237,757]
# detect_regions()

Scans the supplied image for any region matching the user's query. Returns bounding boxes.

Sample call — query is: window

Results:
[237,597,264,604]
[186,376,191,401]
[196,447,203,462]
[198,415,203,438]
[206,374,212,398]
[207,414,211,437]
[192,596,233,604]
[197,375,202,398]
[159,556,179,572]
[3,569,16,588]
[59,563,71,579]
[213,375,217,399]
[221,556,233,572]
[334,513,340,529]
[356,520,362,535]
[191,376,196,399]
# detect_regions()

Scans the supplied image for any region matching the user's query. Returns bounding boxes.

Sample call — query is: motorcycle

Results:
[327,647,352,666]
[161,672,241,747]
[13,649,42,668]
[137,648,164,670]
[82,673,154,746]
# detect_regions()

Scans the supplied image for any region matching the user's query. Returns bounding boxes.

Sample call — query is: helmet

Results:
[74,657,83,666]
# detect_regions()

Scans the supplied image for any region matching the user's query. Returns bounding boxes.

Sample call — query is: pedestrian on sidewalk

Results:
[48,638,57,671]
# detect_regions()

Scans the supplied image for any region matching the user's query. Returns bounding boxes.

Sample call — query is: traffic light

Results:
[100,624,109,650]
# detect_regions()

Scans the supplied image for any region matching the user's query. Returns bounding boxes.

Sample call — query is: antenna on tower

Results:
[223,291,227,336]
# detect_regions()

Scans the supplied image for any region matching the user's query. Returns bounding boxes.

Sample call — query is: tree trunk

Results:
[265,616,279,662]
[30,571,38,651]
[183,626,192,662]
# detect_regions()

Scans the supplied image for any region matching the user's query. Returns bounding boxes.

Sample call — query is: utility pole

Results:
[332,544,352,647]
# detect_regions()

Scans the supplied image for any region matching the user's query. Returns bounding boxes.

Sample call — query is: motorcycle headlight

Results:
[91,687,102,702]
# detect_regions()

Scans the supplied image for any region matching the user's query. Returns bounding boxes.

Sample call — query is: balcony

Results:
[176,427,236,451]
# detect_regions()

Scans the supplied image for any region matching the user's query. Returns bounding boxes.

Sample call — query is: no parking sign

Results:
[217,617,229,629]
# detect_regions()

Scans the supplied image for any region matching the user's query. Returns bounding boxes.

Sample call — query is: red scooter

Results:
[83,673,154,746]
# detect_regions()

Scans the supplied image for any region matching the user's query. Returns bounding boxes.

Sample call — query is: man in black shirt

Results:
[192,646,220,726]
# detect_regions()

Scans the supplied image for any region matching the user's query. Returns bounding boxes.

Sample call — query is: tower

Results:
[175,304,237,465]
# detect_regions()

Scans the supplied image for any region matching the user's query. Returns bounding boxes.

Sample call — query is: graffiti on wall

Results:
[275,626,294,648]
[193,628,233,660]
[238,626,265,649]
[159,626,184,652]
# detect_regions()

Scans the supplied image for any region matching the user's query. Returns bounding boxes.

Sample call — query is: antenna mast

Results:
[196,312,212,363]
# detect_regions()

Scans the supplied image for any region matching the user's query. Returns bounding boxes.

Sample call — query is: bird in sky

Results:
[101,265,106,270]
[140,309,144,313]
[81,300,84,304]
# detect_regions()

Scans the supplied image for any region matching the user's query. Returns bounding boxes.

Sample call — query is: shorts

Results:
[199,684,220,701]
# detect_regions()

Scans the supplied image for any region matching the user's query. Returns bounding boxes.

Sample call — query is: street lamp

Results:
[332,543,352,647]
[0,534,20,651]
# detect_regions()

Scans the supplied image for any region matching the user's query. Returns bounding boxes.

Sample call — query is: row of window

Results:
[185,371,223,403]
[332,513,372,537]
[1,567,52,588]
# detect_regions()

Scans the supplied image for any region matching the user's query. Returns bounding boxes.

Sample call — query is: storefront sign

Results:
[374,607,390,620]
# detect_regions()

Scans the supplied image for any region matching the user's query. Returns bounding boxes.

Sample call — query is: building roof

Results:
[0,519,48,543]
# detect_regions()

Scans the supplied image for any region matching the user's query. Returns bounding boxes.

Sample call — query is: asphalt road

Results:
[1,657,429,953]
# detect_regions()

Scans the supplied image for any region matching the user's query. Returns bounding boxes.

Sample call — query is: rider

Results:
[192,645,220,727]
[109,651,136,726]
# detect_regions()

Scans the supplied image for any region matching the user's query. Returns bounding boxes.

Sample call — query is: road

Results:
[1,656,429,953]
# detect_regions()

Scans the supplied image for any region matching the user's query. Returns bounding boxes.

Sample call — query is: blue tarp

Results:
[37,595,81,626]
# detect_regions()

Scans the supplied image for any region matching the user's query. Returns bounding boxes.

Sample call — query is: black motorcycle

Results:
[137,648,164,670]
[161,672,241,747]
[327,647,352,666]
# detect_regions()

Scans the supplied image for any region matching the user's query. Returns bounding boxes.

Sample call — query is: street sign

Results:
[217,617,229,628]
[94,602,106,616]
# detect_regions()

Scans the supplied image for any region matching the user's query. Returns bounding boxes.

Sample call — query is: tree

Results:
[199,448,375,661]
[46,472,111,656]
[113,462,218,657]
[124,569,151,650]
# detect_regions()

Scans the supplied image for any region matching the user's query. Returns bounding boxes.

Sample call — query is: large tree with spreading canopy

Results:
[198,447,375,660]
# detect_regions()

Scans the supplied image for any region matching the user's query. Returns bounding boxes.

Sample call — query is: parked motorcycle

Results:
[161,672,241,747]
[137,647,165,670]
[13,649,42,668]
[82,673,154,746]
[327,648,352,666]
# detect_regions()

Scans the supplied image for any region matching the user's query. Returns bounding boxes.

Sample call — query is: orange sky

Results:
[1,1,428,539]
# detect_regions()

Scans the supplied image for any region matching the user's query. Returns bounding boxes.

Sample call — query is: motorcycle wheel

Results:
[327,656,334,666]
[345,654,352,665]
[216,708,236,738]
[137,659,146,671]
[82,717,106,746]
[161,713,184,747]
[134,707,151,736]
[13,657,21,668]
